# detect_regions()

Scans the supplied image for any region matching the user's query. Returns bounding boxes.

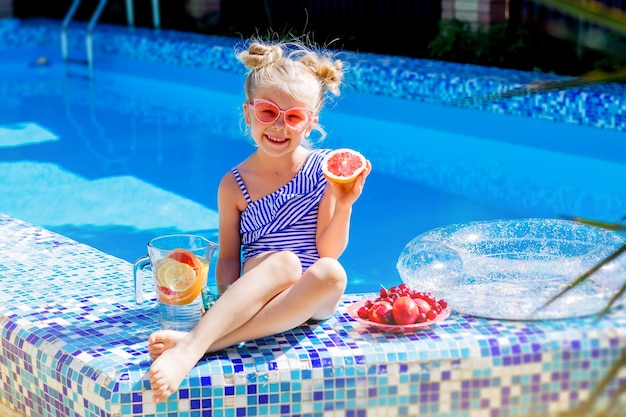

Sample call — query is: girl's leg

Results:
[205,256,346,352]
[148,257,346,358]
[147,250,300,360]
[148,251,302,402]
[148,257,346,401]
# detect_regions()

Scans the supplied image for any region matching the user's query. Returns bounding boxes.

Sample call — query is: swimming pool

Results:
[1,19,625,294]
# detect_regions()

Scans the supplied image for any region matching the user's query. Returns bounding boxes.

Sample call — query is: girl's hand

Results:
[326,160,372,207]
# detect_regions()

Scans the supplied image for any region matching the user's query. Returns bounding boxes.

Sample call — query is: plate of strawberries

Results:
[347,284,450,333]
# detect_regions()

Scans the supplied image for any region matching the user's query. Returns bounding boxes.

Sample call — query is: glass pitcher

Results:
[133,234,218,331]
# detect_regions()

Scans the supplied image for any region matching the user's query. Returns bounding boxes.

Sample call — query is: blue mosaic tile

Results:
[2,213,626,416]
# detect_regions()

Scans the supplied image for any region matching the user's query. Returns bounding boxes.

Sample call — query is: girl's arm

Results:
[316,161,371,258]
[215,172,244,294]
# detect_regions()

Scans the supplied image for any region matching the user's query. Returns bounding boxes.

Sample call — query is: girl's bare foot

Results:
[148,345,197,403]
[147,330,186,360]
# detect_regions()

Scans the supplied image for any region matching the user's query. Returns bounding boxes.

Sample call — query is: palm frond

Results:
[559,215,626,231]
[532,0,626,36]
[601,376,626,415]
[454,66,626,106]
[596,280,626,321]
[449,0,626,106]
[537,243,626,312]
[565,347,626,416]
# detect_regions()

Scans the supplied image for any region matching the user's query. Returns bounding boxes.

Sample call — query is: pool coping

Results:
[1,213,626,417]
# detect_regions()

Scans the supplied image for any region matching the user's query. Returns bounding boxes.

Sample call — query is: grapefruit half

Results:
[322,148,367,184]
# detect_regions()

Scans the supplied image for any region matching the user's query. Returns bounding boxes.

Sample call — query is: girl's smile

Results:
[264,132,289,144]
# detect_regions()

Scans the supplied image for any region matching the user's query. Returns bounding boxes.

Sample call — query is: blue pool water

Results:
[1,40,625,294]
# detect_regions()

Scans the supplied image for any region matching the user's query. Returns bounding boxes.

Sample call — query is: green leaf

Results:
[567,348,626,415]
[537,244,626,312]
[596,280,626,321]
[559,215,626,231]
[531,0,626,36]
[455,66,626,105]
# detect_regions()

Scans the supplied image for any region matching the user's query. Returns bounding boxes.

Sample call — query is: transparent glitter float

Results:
[397,218,626,320]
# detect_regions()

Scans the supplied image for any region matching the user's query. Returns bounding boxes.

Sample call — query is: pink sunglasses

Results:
[249,99,314,129]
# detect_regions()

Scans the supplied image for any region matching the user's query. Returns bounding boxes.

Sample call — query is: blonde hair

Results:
[236,39,344,143]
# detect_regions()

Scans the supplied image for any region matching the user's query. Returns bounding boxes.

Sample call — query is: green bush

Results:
[427,18,622,76]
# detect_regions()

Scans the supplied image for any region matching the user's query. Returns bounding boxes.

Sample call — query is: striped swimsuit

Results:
[232,149,331,271]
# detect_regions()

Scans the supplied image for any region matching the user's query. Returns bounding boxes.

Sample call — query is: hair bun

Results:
[240,42,283,70]
[300,53,344,96]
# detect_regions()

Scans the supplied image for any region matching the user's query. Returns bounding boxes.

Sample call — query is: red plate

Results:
[346,300,451,333]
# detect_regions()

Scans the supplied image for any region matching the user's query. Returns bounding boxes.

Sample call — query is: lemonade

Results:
[154,249,208,305]
[133,235,218,332]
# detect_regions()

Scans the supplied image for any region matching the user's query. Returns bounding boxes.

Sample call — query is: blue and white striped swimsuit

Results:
[232,149,331,271]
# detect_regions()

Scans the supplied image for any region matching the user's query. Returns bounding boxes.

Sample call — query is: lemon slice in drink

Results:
[154,257,196,292]
[198,263,209,280]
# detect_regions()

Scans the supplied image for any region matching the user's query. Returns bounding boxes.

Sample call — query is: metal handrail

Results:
[151,0,161,29]
[123,0,161,28]
[85,0,108,78]
[61,0,108,78]
[60,0,81,68]
[125,0,134,26]
[62,0,162,79]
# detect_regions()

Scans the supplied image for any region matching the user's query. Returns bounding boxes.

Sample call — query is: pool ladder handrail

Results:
[61,0,161,79]
[61,0,109,79]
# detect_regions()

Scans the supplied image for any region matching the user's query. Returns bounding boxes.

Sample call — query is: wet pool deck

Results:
[1,213,626,416]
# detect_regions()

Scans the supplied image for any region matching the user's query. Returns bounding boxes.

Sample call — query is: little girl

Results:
[146,38,371,403]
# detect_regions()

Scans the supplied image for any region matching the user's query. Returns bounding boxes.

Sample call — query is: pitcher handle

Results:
[133,255,151,305]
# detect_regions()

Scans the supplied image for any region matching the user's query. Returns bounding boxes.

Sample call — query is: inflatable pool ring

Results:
[396,218,626,320]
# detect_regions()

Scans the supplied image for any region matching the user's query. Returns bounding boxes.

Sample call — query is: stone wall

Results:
[442,0,507,28]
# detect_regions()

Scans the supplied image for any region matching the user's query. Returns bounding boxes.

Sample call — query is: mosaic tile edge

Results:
[2,213,626,416]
